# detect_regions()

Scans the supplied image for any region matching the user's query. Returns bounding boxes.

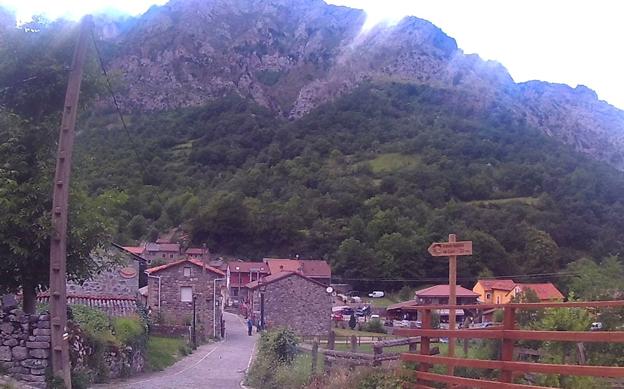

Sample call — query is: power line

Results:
[331,270,585,283]
[89,29,166,208]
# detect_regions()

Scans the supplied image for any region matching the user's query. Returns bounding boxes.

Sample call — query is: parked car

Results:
[350,296,362,303]
[368,291,385,298]
[370,314,380,320]
[590,322,603,331]
[355,305,371,317]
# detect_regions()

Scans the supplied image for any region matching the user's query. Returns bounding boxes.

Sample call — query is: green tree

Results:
[0,113,115,313]
[565,256,624,300]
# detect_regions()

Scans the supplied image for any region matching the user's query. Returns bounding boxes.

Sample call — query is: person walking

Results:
[247,317,253,336]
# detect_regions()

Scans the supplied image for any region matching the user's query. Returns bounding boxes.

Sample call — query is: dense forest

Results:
[75,82,624,289]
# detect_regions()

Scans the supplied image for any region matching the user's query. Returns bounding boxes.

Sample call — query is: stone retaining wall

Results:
[0,310,50,388]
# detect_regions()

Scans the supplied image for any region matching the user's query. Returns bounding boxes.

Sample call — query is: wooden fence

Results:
[298,330,440,374]
[395,300,624,388]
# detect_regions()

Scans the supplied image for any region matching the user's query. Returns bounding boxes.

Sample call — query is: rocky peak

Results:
[99,0,624,169]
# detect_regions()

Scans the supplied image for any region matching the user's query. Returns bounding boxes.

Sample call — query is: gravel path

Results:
[94,312,258,389]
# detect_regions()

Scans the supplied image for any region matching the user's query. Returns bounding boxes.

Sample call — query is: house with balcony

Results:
[226,261,270,304]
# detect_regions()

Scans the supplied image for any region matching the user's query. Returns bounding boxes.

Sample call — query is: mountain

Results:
[97,0,624,170]
[2,1,624,289]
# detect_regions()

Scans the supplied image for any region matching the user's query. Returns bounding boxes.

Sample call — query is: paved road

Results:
[95,312,257,389]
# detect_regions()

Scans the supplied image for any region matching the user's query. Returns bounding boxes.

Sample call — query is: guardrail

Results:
[395,300,624,388]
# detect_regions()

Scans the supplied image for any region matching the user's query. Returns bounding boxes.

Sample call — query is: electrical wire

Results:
[89,28,166,208]
[330,270,587,283]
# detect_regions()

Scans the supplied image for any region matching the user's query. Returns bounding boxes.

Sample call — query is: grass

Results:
[368,296,399,308]
[368,153,419,174]
[467,196,540,206]
[145,336,188,371]
[333,328,393,338]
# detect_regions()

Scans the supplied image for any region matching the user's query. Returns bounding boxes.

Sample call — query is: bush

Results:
[113,316,146,347]
[361,319,386,334]
[246,328,304,389]
[259,328,298,364]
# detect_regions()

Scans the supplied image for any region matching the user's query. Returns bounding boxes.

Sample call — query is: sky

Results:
[0,0,622,109]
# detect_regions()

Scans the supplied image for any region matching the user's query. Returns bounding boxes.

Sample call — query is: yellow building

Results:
[473,280,565,304]
[472,279,516,304]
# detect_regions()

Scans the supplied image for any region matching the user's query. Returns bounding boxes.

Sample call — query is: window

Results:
[183,267,191,277]
[162,253,165,258]
[486,293,491,300]
[181,287,193,302]
[232,288,239,297]
[496,296,501,304]
[170,254,174,258]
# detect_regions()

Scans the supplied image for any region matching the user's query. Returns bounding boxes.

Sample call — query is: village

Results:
[2,1,624,388]
[4,232,603,389]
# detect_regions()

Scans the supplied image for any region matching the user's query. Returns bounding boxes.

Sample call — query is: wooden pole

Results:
[49,16,91,389]
[447,234,457,377]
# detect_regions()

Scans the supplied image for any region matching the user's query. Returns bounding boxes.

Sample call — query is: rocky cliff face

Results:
[100,0,624,169]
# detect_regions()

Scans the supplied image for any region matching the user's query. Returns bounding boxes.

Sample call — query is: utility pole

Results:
[49,16,92,389]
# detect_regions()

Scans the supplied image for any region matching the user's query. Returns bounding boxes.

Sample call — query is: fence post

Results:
[373,344,383,367]
[350,335,357,353]
[311,337,319,375]
[420,309,431,369]
[325,330,335,374]
[500,306,516,383]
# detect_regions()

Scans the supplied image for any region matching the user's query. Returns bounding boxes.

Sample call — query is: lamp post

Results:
[192,295,197,349]
[259,283,267,331]
[213,277,225,338]
[235,266,241,304]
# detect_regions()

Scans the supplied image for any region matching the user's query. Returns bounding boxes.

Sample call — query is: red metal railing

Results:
[395,300,624,388]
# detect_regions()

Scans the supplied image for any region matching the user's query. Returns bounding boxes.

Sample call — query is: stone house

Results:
[145,258,226,339]
[144,242,181,262]
[36,247,145,317]
[246,272,331,336]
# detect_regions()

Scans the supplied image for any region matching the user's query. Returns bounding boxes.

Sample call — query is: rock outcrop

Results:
[93,0,624,169]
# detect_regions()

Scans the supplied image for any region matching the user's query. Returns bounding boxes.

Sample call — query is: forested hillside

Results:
[76,82,624,287]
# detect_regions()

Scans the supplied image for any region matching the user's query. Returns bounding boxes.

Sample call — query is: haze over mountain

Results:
[88,0,624,170]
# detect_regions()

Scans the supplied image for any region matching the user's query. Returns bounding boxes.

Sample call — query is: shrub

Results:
[113,316,146,348]
[259,327,298,364]
[361,319,386,334]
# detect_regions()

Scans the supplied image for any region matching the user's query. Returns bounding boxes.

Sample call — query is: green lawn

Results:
[368,153,420,173]
[145,336,189,371]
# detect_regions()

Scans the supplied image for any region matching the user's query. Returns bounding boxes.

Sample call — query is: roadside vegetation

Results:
[145,336,190,371]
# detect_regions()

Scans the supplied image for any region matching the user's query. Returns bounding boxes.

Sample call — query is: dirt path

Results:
[94,312,258,389]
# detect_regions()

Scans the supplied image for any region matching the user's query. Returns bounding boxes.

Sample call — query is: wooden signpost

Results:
[427,234,473,376]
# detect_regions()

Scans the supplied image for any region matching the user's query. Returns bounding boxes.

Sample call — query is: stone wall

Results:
[0,310,51,388]
[254,274,331,336]
[148,262,223,339]
[67,254,141,299]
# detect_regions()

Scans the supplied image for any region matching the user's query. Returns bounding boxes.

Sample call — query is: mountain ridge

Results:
[92,0,624,169]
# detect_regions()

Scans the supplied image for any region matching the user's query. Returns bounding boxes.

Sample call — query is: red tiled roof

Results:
[264,258,302,273]
[263,258,331,278]
[246,271,327,290]
[516,283,564,301]
[387,300,419,311]
[38,293,136,317]
[414,285,480,298]
[228,261,270,273]
[477,279,516,291]
[300,260,331,278]
[145,258,225,276]
[122,246,145,255]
